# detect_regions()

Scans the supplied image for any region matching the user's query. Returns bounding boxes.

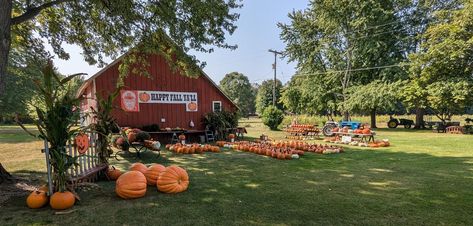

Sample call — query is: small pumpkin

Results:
[130,163,148,174]
[157,166,189,194]
[107,166,123,180]
[38,185,49,193]
[362,128,371,135]
[50,191,75,210]
[228,134,235,139]
[128,132,137,143]
[116,171,147,199]
[26,190,48,209]
[178,134,186,140]
[144,164,166,186]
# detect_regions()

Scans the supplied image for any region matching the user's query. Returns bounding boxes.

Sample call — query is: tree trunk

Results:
[414,107,425,129]
[0,1,12,97]
[370,108,377,128]
[0,163,12,183]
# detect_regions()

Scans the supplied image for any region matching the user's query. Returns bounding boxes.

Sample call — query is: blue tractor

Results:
[322,120,362,136]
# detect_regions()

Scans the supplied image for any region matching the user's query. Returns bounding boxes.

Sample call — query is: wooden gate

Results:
[43,132,108,195]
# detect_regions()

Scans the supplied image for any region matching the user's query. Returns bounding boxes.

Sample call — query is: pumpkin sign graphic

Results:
[187,102,197,111]
[75,133,89,154]
[139,92,150,103]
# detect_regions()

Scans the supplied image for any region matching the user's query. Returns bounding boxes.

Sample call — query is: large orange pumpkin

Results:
[157,166,189,194]
[116,171,147,199]
[130,163,148,174]
[50,191,75,210]
[107,166,123,180]
[144,164,166,186]
[26,191,48,209]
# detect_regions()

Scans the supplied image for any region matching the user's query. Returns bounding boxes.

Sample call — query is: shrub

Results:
[261,106,284,130]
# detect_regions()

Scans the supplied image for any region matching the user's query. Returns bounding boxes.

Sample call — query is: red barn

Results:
[77,53,237,133]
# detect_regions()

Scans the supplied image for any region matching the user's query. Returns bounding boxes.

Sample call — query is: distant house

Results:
[77,53,237,131]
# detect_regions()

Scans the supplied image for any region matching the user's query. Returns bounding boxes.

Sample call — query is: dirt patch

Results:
[0,178,41,206]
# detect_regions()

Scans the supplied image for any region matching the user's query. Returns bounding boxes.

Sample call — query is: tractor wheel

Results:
[322,124,336,137]
[387,120,398,129]
[404,124,412,129]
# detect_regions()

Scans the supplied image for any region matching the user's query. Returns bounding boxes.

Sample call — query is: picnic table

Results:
[284,124,320,140]
[332,131,376,143]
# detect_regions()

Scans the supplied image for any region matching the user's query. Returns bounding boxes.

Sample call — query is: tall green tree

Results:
[399,0,461,128]
[404,0,473,123]
[219,72,255,116]
[279,0,407,121]
[256,79,283,114]
[0,0,242,96]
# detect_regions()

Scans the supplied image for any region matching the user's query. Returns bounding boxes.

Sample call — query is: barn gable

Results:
[77,53,238,130]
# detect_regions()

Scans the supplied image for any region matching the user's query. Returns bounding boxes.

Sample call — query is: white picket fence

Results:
[42,132,107,195]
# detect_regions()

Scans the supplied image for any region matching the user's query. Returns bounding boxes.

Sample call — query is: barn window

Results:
[212,101,222,112]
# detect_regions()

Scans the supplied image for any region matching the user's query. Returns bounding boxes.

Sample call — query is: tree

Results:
[219,72,255,116]
[279,0,407,121]
[261,105,284,130]
[342,81,401,128]
[404,0,473,123]
[255,79,283,114]
[399,0,461,128]
[0,0,242,96]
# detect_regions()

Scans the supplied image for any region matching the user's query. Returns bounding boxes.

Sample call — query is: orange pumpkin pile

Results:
[165,143,220,154]
[114,163,190,199]
[229,140,343,158]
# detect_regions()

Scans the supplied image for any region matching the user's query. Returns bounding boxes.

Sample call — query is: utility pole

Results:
[268,49,282,106]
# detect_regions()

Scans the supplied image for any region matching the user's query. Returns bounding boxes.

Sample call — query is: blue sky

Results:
[50,0,309,84]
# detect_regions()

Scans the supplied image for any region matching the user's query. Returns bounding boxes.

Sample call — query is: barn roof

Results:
[76,52,239,110]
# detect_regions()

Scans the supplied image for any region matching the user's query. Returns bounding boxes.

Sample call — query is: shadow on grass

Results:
[2,148,473,225]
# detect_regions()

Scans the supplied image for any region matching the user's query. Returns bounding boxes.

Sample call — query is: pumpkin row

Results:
[165,143,221,154]
[271,141,344,153]
[109,163,189,199]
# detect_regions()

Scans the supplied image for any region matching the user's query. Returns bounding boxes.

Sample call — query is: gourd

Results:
[50,191,75,210]
[130,163,148,174]
[144,164,166,186]
[26,191,48,209]
[157,166,189,194]
[116,171,147,199]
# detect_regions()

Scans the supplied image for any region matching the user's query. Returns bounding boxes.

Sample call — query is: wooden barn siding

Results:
[92,54,235,130]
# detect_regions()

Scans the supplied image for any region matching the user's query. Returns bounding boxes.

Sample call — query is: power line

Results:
[295,63,410,76]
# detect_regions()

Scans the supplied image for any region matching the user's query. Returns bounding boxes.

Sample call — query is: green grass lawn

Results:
[1,119,473,226]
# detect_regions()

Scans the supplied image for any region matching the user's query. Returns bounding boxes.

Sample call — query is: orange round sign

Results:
[75,133,89,154]
[187,102,197,111]
[139,92,150,103]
